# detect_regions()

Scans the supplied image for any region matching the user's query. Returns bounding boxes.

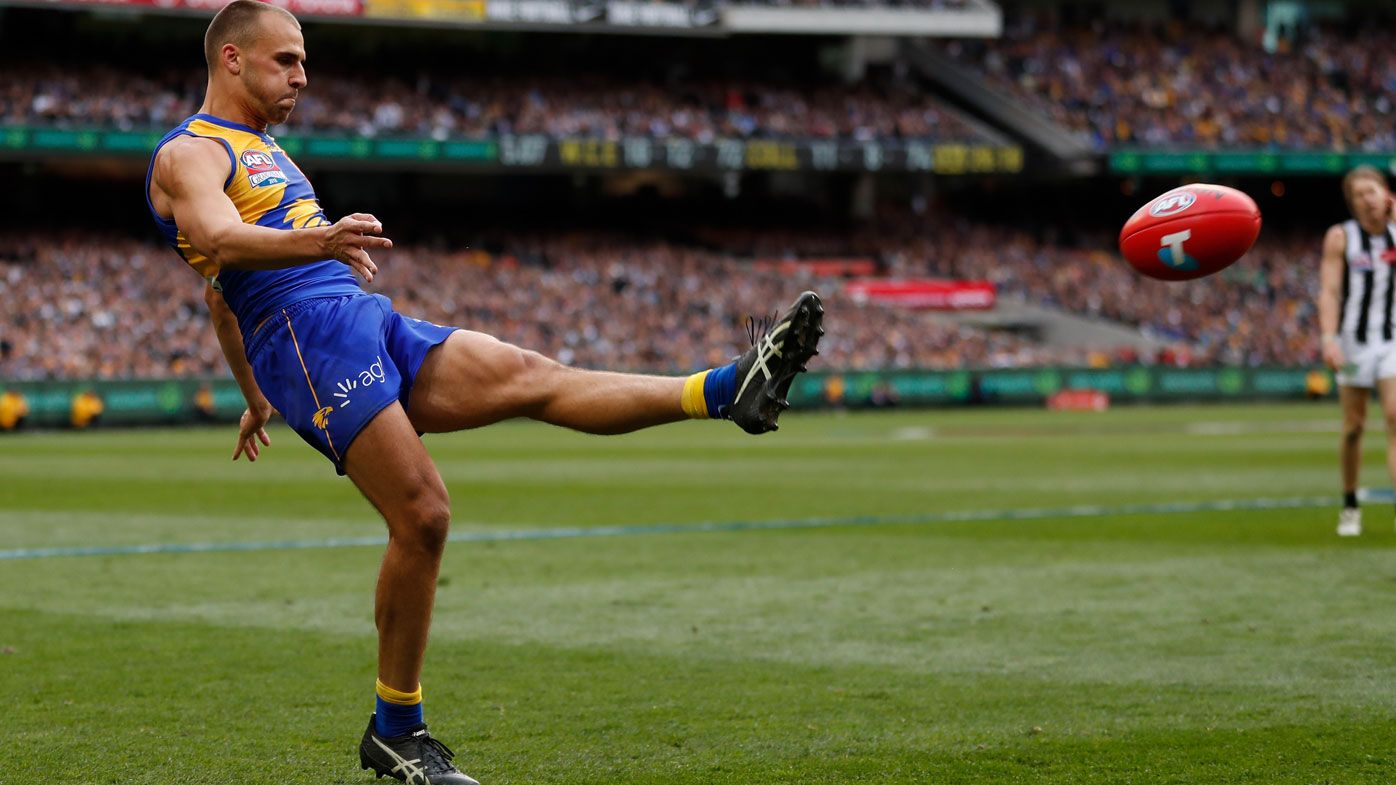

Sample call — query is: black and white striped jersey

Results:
[1339,219,1396,345]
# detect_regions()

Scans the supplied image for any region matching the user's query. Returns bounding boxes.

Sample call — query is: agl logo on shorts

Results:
[332,356,387,409]
[240,150,287,188]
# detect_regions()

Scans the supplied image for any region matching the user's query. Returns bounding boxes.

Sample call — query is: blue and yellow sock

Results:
[681,362,738,419]
[374,679,424,738]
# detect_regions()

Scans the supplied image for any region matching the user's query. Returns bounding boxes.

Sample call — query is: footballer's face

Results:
[240,15,308,126]
[1349,177,1390,226]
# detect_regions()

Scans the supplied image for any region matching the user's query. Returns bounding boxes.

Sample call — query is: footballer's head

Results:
[1343,165,1391,227]
[204,0,306,127]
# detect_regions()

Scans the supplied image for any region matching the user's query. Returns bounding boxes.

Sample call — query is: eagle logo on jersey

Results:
[241,150,287,188]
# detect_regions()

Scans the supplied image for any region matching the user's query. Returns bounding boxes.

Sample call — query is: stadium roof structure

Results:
[0,0,1003,36]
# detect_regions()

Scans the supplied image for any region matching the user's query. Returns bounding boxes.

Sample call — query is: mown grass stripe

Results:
[0,495,1342,561]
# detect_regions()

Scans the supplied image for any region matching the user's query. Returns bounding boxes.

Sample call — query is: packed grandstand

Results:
[2,63,996,144]
[944,21,1396,151]
[7,21,1396,149]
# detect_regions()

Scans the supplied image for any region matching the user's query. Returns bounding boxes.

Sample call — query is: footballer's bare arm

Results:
[1318,224,1346,371]
[204,283,275,462]
[150,135,389,282]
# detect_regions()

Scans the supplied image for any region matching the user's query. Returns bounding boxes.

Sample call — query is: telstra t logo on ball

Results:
[1158,229,1199,270]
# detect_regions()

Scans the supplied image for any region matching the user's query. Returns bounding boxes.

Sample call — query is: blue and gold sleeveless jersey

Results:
[145,113,361,338]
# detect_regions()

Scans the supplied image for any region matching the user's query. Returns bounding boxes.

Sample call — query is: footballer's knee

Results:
[498,345,567,408]
[1343,419,1365,445]
[515,346,564,382]
[393,486,452,556]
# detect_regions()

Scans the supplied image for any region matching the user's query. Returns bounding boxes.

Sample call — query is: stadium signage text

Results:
[844,279,997,311]
[606,0,717,27]
[37,0,364,14]
[0,367,1333,429]
[0,126,1025,175]
[792,366,1331,409]
[1112,149,1396,176]
[363,0,485,20]
[361,0,717,24]
[486,0,601,23]
[492,137,1023,174]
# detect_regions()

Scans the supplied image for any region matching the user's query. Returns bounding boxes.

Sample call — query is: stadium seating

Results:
[14,23,1396,151]
[0,63,994,144]
[0,232,1079,380]
[944,22,1396,150]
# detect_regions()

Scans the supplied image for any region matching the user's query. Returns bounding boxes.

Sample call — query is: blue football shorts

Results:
[246,293,458,474]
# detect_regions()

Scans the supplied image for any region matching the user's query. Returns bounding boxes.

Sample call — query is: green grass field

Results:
[4,403,1396,784]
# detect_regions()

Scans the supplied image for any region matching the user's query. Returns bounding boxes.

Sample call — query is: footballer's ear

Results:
[222,43,242,75]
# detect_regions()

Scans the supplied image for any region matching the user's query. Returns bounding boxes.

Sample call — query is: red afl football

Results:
[1119,184,1262,281]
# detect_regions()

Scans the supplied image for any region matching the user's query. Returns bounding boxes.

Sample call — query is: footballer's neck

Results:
[199,89,270,133]
[1358,216,1390,235]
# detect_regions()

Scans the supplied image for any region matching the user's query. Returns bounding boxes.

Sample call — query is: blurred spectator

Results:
[0,390,28,431]
[69,389,104,429]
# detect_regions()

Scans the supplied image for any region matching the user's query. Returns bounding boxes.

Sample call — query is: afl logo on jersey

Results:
[1149,192,1196,218]
[241,150,287,188]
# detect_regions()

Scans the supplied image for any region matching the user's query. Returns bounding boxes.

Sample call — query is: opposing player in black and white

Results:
[1318,165,1396,536]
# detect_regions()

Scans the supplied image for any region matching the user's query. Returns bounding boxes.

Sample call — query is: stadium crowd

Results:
[0,232,1073,382]
[0,235,223,380]
[8,19,1396,151]
[946,22,1396,150]
[0,64,990,144]
[0,222,1319,382]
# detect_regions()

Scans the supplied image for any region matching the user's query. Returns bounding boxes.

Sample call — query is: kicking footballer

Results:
[144,2,824,781]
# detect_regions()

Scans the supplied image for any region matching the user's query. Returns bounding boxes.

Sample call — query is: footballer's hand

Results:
[1322,339,1344,372]
[323,213,392,283]
[233,400,275,462]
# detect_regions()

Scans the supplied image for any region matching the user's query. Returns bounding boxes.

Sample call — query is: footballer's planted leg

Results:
[360,716,479,785]
[346,405,480,785]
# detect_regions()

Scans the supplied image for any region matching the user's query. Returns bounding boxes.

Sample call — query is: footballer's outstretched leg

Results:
[724,291,825,434]
[404,291,824,437]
